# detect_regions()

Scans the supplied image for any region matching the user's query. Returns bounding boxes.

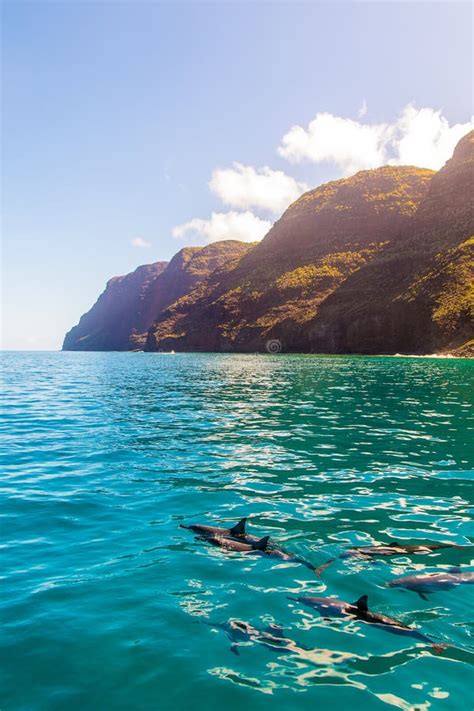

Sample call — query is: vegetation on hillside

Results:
[64,132,474,356]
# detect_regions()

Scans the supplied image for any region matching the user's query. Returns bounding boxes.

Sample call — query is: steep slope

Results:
[306,130,474,354]
[63,240,252,351]
[145,166,435,352]
[63,261,168,351]
[146,132,473,355]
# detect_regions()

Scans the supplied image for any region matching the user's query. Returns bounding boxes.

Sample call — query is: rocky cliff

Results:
[63,261,169,351]
[144,132,473,355]
[305,130,474,354]
[63,241,252,350]
[144,167,433,352]
[64,131,473,356]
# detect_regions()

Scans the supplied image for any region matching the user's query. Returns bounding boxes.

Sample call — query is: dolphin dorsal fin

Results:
[230,518,247,536]
[353,595,368,612]
[449,566,461,573]
[254,535,270,551]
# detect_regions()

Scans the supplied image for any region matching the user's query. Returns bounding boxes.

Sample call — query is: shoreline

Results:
[4,349,472,359]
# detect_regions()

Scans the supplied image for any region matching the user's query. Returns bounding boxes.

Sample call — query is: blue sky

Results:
[2,1,472,350]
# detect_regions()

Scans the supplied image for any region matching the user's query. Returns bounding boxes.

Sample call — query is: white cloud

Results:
[173,210,271,245]
[209,162,308,214]
[278,112,391,175]
[278,105,473,175]
[168,105,472,252]
[390,105,473,170]
[131,237,152,248]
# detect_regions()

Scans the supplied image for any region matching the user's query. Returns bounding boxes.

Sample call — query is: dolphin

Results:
[315,541,467,577]
[207,619,360,668]
[207,534,271,553]
[181,522,319,574]
[387,567,474,599]
[206,534,318,573]
[179,517,259,542]
[208,618,311,656]
[348,542,465,556]
[288,594,444,651]
[257,544,319,573]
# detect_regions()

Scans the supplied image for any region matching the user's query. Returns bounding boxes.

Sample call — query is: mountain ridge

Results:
[64,132,474,356]
[63,241,252,351]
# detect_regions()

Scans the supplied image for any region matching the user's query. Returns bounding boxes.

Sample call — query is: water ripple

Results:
[1,352,473,711]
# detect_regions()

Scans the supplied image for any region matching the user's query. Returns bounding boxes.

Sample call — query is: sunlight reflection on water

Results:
[1,352,473,710]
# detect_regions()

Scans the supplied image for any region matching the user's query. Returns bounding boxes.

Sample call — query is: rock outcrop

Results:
[63,241,252,350]
[64,131,473,356]
[63,261,169,351]
[144,167,434,352]
[145,133,472,355]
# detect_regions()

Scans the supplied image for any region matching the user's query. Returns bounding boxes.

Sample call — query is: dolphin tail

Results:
[315,558,336,577]
[230,518,247,536]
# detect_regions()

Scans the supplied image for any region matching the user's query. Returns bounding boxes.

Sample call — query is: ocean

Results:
[1,351,473,710]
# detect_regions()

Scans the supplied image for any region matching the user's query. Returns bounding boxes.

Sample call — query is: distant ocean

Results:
[1,352,473,711]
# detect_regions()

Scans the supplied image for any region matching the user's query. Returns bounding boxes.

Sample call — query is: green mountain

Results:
[145,132,473,355]
[145,164,432,352]
[64,131,473,356]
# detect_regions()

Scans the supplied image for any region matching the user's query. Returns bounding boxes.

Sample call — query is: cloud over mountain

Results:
[209,162,307,214]
[391,106,473,170]
[172,105,472,247]
[278,105,473,174]
[172,210,271,245]
[279,112,390,175]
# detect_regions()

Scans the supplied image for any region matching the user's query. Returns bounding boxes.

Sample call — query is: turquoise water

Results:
[1,352,473,711]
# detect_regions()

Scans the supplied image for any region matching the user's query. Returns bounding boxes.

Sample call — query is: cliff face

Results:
[144,132,473,355]
[306,131,474,354]
[63,261,169,351]
[145,166,435,352]
[63,241,252,351]
[64,132,473,356]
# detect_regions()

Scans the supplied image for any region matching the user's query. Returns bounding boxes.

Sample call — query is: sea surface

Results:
[1,352,473,711]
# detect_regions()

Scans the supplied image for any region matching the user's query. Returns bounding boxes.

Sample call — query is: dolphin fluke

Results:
[254,535,270,551]
[230,518,247,536]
